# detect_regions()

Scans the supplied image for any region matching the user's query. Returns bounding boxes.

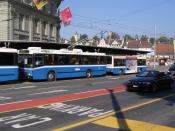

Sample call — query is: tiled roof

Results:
[155,43,174,55]
[127,40,152,48]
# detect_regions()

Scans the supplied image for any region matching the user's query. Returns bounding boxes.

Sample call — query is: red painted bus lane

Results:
[0,86,126,113]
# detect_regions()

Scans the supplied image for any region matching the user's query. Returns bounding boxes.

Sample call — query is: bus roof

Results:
[18,47,106,56]
[0,47,17,53]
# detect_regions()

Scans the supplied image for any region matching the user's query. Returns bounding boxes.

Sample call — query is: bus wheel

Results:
[119,69,123,75]
[86,70,92,78]
[47,72,55,81]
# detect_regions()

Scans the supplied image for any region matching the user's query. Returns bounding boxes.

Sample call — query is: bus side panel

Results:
[137,66,148,73]
[108,67,126,75]
[84,66,106,77]
[30,65,107,80]
[0,67,19,82]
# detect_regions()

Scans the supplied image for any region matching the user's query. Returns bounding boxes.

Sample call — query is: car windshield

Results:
[137,71,158,77]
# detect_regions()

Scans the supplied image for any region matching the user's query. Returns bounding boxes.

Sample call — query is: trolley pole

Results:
[153,24,157,69]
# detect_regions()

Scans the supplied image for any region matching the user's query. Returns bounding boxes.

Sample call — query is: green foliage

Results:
[107,32,120,40]
[123,34,134,42]
[158,36,169,43]
[80,34,88,40]
[70,36,76,44]
[149,37,155,45]
[93,35,100,41]
[140,35,148,41]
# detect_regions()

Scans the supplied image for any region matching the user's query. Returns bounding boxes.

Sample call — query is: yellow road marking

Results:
[53,93,175,131]
[93,116,175,131]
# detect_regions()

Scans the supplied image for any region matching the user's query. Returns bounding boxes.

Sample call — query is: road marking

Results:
[0,100,32,106]
[28,90,68,95]
[1,86,37,91]
[53,93,175,131]
[0,86,126,113]
[93,116,175,131]
[0,96,11,101]
[93,81,114,84]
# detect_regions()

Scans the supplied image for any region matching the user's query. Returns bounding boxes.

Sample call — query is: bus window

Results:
[114,59,125,66]
[34,56,44,67]
[0,53,16,65]
[18,55,33,68]
[137,59,146,66]
[106,56,112,64]
[70,55,80,65]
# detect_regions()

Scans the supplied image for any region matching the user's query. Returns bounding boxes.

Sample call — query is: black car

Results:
[127,70,174,92]
[168,63,175,79]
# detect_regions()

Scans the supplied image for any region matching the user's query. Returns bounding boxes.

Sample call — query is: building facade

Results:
[0,0,62,42]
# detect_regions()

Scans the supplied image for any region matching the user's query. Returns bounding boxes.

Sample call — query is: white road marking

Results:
[0,96,11,101]
[93,81,114,84]
[28,90,68,95]
[0,100,32,106]
[0,86,37,91]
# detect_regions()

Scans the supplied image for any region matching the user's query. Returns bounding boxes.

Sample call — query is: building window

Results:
[25,16,29,31]
[42,22,47,35]
[13,13,18,29]
[50,24,54,37]
[34,19,39,34]
[19,14,24,30]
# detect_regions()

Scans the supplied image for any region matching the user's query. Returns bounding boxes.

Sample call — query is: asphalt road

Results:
[0,68,175,131]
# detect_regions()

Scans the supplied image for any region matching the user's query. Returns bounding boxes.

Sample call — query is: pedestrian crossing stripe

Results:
[93,116,175,131]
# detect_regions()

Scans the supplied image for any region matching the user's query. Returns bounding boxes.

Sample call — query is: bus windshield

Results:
[18,55,33,68]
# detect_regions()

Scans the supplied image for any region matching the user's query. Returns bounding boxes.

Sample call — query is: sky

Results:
[59,0,175,39]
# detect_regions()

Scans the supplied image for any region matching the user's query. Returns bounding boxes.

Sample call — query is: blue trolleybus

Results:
[0,48,19,82]
[106,55,147,75]
[18,47,107,81]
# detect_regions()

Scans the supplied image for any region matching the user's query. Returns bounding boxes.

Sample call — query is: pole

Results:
[153,24,156,69]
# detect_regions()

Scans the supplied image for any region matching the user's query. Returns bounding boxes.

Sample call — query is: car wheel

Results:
[152,84,158,92]
[47,72,56,81]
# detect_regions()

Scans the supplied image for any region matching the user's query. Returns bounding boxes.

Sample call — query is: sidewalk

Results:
[148,65,170,72]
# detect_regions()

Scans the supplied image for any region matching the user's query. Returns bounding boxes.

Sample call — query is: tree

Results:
[107,32,120,40]
[135,34,139,40]
[111,32,120,40]
[80,34,88,41]
[140,35,148,41]
[123,34,134,43]
[149,37,155,45]
[70,36,76,44]
[92,35,100,46]
[93,35,100,41]
[169,37,174,44]
[157,36,169,43]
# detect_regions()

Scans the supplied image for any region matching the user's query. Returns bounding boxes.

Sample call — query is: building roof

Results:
[155,43,174,55]
[127,40,152,48]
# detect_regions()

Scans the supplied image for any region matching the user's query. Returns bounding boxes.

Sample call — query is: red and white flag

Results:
[60,7,72,26]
